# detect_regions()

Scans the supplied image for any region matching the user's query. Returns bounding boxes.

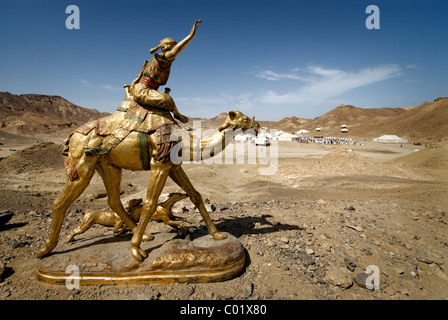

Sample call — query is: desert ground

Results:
[0,127,447,300]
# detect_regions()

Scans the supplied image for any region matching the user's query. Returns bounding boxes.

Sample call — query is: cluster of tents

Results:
[234,129,409,145]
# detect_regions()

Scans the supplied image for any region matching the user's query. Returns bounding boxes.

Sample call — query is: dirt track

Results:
[0,135,447,300]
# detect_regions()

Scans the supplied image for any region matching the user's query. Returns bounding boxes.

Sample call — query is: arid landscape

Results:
[0,92,447,300]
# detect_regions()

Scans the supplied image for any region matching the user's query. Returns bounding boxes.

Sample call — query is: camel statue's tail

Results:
[61,135,79,181]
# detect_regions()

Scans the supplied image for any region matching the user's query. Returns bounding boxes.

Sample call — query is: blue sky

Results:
[0,0,447,120]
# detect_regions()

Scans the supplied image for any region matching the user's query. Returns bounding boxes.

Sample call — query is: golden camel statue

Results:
[37,19,260,262]
[37,110,259,262]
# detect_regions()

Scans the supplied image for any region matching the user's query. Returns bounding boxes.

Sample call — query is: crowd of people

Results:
[297,136,361,145]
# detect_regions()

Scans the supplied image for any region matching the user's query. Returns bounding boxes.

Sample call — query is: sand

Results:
[0,130,447,300]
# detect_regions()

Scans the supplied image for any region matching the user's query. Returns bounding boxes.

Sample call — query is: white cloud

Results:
[252,69,309,81]
[101,84,121,91]
[176,92,254,118]
[406,64,418,69]
[80,79,93,87]
[257,64,402,105]
[80,79,121,91]
[170,64,403,119]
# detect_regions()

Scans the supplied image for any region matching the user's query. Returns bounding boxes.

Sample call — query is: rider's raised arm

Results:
[164,19,202,61]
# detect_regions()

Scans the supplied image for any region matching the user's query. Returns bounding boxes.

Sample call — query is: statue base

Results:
[36,232,245,285]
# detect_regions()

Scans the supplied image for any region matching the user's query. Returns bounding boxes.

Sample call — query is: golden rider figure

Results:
[130,19,204,123]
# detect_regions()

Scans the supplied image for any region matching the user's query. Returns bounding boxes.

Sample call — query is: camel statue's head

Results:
[217,111,260,136]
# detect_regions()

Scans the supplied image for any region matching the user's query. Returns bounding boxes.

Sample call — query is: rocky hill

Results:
[0,92,109,134]
[1,91,446,142]
[269,97,448,141]
[261,116,309,133]
[377,97,448,141]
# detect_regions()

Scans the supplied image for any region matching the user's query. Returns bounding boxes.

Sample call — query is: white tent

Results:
[373,135,408,143]
[234,133,256,142]
[273,130,285,136]
[276,132,298,141]
[234,134,247,141]
[295,129,310,135]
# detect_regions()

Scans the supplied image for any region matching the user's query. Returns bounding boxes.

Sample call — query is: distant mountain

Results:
[300,104,409,137]
[312,104,407,128]
[0,92,110,134]
[181,112,228,129]
[378,97,448,140]
[1,91,446,142]
[264,116,310,133]
[267,98,448,141]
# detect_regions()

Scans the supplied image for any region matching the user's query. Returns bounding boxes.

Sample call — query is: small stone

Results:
[346,224,363,232]
[178,286,194,300]
[0,261,5,282]
[344,258,357,272]
[243,282,253,299]
[218,205,230,211]
[266,240,275,247]
[325,266,353,288]
[94,192,107,199]
[396,268,405,275]
[296,251,315,267]
[353,272,373,291]
[413,278,424,290]
[415,249,433,264]
[280,237,289,244]
[70,289,81,296]
[306,248,314,255]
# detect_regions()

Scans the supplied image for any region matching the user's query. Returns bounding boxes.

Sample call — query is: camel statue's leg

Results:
[37,155,98,258]
[95,161,140,234]
[130,160,171,262]
[169,164,227,240]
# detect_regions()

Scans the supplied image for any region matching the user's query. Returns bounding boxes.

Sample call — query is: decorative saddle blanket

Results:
[67,98,182,160]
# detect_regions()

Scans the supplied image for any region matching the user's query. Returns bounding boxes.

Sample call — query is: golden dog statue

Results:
[66,193,188,243]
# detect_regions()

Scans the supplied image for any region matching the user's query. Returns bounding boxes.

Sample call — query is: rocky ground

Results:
[0,139,447,300]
